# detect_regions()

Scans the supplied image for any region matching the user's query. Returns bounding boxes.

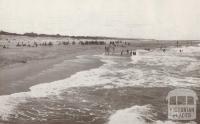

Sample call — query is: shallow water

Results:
[0,45,200,124]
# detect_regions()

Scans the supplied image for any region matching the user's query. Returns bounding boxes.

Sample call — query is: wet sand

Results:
[0,35,200,124]
[0,40,199,95]
[0,45,104,95]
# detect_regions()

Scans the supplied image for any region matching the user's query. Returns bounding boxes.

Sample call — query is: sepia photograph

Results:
[0,0,200,124]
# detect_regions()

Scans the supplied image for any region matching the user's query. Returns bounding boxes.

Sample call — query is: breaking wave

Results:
[108,105,196,124]
[0,45,199,121]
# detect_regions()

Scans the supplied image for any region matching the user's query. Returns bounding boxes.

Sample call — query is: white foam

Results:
[97,47,200,88]
[131,50,151,64]
[108,105,154,124]
[29,67,113,97]
[0,92,29,120]
[182,62,200,72]
[0,45,200,120]
[180,46,200,53]
[108,105,197,124]
[0,56,117,120]
[127,46,200,87]
[131,54,141,64]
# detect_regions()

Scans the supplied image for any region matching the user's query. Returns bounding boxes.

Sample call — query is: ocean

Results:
[0,44,200,124]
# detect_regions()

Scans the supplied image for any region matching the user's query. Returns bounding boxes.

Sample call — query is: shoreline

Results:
[0,42,199,95]
[0,42,199,123]
[0,45,104,95]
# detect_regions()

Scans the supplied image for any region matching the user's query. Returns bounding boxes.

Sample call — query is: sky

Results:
[0,0,200,40]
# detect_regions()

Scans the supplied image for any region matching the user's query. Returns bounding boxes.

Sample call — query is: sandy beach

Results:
[1,35,196,95]
[0,43,105,95]
[0,35,200,124]
[1,0,200,123]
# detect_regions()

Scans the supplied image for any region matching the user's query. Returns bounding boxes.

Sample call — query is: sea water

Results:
[0,45,200,124]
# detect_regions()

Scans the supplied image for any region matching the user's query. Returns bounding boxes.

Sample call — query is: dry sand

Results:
[0,35,199,96]
[0,35,200,124]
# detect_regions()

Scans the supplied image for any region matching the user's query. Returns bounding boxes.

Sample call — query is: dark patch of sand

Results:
[0,45,104,95]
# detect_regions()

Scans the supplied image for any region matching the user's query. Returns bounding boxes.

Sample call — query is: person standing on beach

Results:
[121,50,124,55]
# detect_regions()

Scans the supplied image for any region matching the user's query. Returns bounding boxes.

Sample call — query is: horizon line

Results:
[0,30,200,41]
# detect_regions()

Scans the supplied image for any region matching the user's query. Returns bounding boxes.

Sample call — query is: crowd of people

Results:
[0,40,107,49]
[0,39,188,55]
[120,49,136,56]
[104,41,133,55]
[104,40,186,56]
